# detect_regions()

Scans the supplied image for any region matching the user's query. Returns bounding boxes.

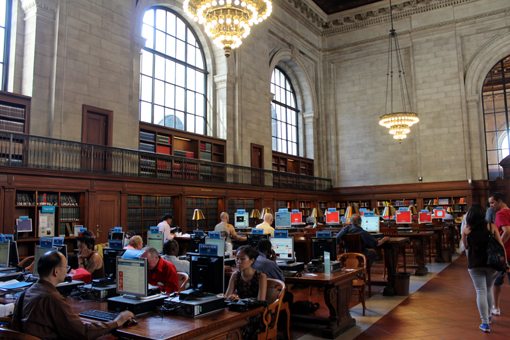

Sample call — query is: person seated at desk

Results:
[336,214,389,265]
[215,211,247,242]
[157,213,175,242]
[252,239,284,281]
[12,250,134,339]
[77,231,104,279]
[162,239,190,274]
[124,235,143,250]
[141,247,179,294]
[226,245,267,301]
[255,213,275,237]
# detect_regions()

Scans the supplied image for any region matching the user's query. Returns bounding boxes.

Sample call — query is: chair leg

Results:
[360,286,366,316]
[367,264,372,297]
[283,303,291,340]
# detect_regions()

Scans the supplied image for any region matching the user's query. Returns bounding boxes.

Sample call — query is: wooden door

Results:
[251,144,263,186]
[94,193,120,244]
[81,105,113,172]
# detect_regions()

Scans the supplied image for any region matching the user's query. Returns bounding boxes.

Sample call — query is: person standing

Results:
[488,193,510,316]
[462,205,506,333]
[157,214,174,242]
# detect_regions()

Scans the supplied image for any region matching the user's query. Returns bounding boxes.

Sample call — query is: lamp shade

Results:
[250,209,261,219]
[310,208,324,218]
[446,206,453,214]
[344,205,353,221]
[192,209,205,221]
[374,207,380,216]
[352,203,360,215]
[409,204,418,215]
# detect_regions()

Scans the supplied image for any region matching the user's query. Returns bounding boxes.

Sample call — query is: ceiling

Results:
[311,0,384,15]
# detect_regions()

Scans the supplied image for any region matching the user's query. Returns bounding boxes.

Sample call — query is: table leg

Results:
[383,244,398,296]
[413,238,428,276]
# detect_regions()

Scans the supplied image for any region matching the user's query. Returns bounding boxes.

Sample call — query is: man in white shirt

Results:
[157,214,174,242]
[256,213,275,237]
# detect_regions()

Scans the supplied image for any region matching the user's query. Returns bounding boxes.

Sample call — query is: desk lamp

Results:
[353,203,360,215]
[192,209,205,230]
[409,204,418,215]
[249,209,261,227]
[344,205,353,224]
[374,207,380,216]
[261,207,272,220]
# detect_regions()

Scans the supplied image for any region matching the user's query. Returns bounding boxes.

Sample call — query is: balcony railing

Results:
[0,132,332,191]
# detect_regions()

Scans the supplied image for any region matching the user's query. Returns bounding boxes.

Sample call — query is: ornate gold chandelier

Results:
[378,0,419,141]
[183,0,272,57]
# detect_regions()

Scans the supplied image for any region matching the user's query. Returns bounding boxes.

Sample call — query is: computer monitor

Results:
[311,237,337,260]
[396,210,412,224]
[234,212,250,229]
[361,216,380,233]
[190,254,224,294]
[271,237,294,261]
[205,238,225,257]
[246,233,270,248]
[103,248,126,279]
[116,257,148,298]
[109,232,125,250]
[54,244,68,260]
[0,242,10,267]
[9,241,19,267]
[33,245,55,276]
[325,211,340,225]
[189,235,206,253]
[147,232,164,253]
[290,211,303,225]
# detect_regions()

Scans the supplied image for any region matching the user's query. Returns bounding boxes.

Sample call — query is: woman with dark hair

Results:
[462,204,507,333]
[225,245,267,301]
[77,230,104,279]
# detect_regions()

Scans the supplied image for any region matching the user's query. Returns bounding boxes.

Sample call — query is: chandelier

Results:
[378,0,419,140]
[183,0,272,57]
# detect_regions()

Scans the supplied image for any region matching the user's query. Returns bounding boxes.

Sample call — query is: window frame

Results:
[0,0,12,91]
[139,6,208,135]
[270,66,299,156]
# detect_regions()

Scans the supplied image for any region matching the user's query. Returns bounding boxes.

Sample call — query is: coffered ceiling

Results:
[311,0,384,15]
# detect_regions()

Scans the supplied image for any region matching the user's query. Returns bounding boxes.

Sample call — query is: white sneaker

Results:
[491,307,501,316]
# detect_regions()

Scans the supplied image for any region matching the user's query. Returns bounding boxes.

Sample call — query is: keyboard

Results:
[79,309,119,322]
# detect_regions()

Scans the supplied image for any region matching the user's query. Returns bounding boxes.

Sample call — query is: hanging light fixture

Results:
[378,0,419,140]
[183,0,272,57]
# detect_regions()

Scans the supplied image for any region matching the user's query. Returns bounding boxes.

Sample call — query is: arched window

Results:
[482,55,510,180]
[271,67,298,155]
[140,7,207,134]
[0,0,12,91]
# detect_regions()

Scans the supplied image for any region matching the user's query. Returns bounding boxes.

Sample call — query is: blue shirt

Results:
[336,224,378,250]
[252,252,284,281]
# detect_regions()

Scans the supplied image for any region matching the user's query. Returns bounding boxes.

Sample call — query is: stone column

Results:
[21,0,59,137]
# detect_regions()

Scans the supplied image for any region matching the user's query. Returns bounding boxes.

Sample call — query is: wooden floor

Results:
[356,255,510,339]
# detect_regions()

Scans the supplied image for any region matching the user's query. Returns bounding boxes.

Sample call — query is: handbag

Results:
[487,230,506,272]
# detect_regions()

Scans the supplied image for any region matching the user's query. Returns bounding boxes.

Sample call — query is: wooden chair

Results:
[176,271,189,293]
[0,327,40,340]
[258,278,285,340]
[341,234,372,296]
[337,252,368,316]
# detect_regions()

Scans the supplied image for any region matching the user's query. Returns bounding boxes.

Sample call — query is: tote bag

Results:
[487,230,506,272]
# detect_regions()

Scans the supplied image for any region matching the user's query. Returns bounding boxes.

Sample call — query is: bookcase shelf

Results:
[271,152,313,176]
[127,195,173,233]
[185,197,219,231]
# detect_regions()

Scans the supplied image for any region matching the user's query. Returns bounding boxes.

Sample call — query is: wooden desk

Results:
[394,231,434,276]
[381,237,410,296]
[70,298,264,340]
[284,269,361,339]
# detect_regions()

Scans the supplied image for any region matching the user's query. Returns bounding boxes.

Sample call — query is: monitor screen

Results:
[419,211,432,224]
[33,245,55,276]
[311,238,337,260]
[361,216,380,233]
[290,212,303,225]
[147,233,164,253]
[234,212,249,229]
[111,232,124,240]
[246,233,270,248]
[325,211,340,225]
[271,237,294,261]
[117,257,148,298]
[0,242,10,267]
[190,254,224,294]
[54,245,68,260]
[205,238,225,257]
[9,241,19,267]
[396,210,412,224]
[103,248,125,279]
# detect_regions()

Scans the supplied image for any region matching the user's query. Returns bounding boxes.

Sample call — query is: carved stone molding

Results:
[281,0,478,35]
[21,0,58,20]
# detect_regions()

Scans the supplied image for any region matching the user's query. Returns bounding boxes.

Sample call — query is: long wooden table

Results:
[284,269,361,339]
[381,237,410,296]
[70,298,264,340]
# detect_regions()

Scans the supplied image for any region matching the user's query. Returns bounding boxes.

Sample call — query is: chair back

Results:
[259,278,285,340]
[337,252,366,271]
[341,233,363,253]
[177,271,189,293]
[0,327,40,340]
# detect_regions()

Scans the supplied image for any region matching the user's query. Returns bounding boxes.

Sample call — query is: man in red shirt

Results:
[489,193,510,316]
[141,247,179,294]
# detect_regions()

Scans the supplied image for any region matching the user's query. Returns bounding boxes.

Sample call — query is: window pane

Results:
[140,50,153,76]
[139,8,207,135]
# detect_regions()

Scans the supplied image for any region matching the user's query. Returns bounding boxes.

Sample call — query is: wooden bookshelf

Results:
[271,151,313,176]
[126,195,173,234]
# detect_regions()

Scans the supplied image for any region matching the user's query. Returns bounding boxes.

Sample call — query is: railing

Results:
[0,132,332,191]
